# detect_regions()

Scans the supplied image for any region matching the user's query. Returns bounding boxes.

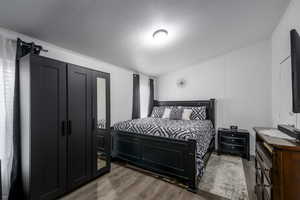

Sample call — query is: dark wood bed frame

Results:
[111,99,216,191]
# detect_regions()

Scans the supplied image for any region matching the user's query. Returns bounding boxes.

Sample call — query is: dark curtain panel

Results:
[9,38,42,200]
[148,79,154,117]
[132,74,140,119]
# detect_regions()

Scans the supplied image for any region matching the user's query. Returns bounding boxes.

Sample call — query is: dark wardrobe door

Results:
[92,71,111,177]
[67,64,92,190]
[30,56,67,199]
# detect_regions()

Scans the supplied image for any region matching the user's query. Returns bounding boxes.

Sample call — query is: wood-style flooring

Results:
[60,157,256,200]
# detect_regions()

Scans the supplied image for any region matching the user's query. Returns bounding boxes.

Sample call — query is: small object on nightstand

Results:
[218,128,250,160]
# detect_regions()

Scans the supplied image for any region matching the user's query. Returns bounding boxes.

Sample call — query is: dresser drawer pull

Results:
[228,145,238,150]
[221,134,244,139]
[257,155,271,172]
[264,184,271,188]
[221,133,236,137]
[264,168,270,172]
[257,184,272,188]
[221,142,244,149]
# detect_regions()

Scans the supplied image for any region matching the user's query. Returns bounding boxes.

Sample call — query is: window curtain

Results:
[139,74,150,118]
[132,74,154,119]
[148,79,154,117]
[132,74,140,119]
[0,35,16,200]
[8,39,42,200]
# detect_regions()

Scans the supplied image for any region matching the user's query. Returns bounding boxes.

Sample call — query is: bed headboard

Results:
[153,99,216,127]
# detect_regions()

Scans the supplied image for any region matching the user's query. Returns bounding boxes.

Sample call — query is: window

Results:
[0,36,15,200]
[139,74,150,118]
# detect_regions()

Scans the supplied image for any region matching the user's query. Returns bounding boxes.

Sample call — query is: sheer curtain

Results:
[139,74,150,118]
[0,35,16,200]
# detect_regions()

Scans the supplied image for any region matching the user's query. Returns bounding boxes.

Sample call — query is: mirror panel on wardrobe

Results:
[92,71,111,176]
[96,78,107,129]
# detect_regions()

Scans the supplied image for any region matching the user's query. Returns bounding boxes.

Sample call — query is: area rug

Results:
[198,154,249,200]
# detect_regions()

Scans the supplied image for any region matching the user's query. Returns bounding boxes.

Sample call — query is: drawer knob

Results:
[256,184,271,188]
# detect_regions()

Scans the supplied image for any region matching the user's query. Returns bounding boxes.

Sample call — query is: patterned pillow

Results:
[184,106,206,120]
[170,107,183,120]
[162,108,172,118]
[151,106,165,118]
[182,109,193,120]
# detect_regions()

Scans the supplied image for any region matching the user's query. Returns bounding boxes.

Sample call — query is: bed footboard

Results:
[112,130,198,189]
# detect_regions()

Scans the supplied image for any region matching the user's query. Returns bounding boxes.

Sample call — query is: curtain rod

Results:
[10,38,48,53]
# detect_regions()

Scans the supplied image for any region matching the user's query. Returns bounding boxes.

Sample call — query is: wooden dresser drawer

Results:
[256,143,272,185]
[255,185,263,200]
[255,159,263,183]
[263,173,272,199]
[263,186,271,200]
[256,144,272,166]
[256,169,263,186]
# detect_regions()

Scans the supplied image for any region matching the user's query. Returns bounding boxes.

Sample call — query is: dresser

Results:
[254,127,300,200]
[218,128,250,160]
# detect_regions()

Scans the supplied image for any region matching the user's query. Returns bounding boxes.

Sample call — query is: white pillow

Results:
[182,109,193,120]
[162,108,171,119]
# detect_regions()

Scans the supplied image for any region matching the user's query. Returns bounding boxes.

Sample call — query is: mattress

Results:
[113,117,215,177]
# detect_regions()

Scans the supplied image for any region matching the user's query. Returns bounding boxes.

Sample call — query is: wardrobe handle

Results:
[68,120,72,135]
[92,117,96,130]
[61,121,66,136]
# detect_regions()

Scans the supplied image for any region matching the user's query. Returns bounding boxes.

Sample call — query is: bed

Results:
[111,99,215,191]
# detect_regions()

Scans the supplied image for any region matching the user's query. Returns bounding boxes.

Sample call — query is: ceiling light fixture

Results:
[152,29,168,41]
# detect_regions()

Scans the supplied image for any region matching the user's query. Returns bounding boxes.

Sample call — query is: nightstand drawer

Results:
[220,131,246,138]
[220,135,245,145]
[220,142,245,153]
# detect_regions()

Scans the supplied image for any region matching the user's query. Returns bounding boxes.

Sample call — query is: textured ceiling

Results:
[0,0,290,75]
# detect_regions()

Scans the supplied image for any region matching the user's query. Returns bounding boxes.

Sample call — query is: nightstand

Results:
[218,128,250,160]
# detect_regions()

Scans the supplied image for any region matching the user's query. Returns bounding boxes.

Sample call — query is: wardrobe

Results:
[20,54,111,200]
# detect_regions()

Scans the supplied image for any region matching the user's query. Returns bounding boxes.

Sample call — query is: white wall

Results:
[271,0,300,127]
[0,27,133,125]
[158,40,272,155]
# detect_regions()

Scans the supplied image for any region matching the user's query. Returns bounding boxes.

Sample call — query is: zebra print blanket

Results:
[113,118,215,176]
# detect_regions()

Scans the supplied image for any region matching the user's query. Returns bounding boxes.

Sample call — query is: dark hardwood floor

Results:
[60,157,256,200]
[243,157,256,200]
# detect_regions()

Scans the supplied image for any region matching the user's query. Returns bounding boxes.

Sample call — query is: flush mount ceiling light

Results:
[140,25,176,47]
[152,29,168,41]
